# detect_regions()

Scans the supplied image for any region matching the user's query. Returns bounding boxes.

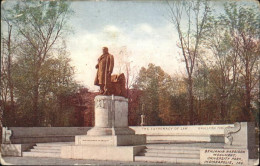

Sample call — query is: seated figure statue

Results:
[111,73,127,98]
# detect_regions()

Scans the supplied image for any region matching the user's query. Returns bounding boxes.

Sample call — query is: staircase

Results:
[23,142,74,158]
[22,141,225,164]
[135,143,224,164]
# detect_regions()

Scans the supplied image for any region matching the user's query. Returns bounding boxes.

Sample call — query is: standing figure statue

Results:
[94,47,114,95]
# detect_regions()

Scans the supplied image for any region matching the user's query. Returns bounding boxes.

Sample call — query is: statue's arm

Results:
[96,57,100,69]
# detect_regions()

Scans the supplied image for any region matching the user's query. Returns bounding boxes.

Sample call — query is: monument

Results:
[94,47,127,97]
[61,47,146,161]
[2,47,257,164]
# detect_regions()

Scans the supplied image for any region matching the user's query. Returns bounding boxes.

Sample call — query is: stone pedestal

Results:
[81,95,145,146]
[87,95,135,136]
[61,95,146,161]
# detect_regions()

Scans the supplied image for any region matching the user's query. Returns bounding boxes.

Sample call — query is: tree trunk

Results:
[126,65,129,98]
[7,25,16,125]
[220,97,227,123]
[32,73,40,126]
[243,77,252,121]
[188,75,194,124]
[242,58,252,122]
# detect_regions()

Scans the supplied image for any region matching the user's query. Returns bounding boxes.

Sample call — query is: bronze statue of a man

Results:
[94,47,114,95]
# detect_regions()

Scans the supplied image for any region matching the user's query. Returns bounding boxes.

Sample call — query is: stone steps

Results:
[30,148,61,153]
[144,148,199,154]
[135,144,202,164]
[23,151,60,158]
[139,152,200,158]
[33,146,61,150]
[146,145,202,150]
[135,156,200,164]
[22,142,73,158]
[36,142,73,146]
[146,142,225,148]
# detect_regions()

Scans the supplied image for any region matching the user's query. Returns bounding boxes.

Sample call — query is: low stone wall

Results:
[3,124,234,144]
[130,124,234,135]
[130,124,234,143]
[1,124,235,157]
[7,127,91,144]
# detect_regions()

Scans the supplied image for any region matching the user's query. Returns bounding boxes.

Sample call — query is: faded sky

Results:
[2,0,258,91]
[67,0,181,91]
[67,0,258,91]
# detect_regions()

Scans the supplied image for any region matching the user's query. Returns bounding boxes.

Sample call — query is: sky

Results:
[2,0,259,91]
[66,0,258,91]
[67,0,182,91]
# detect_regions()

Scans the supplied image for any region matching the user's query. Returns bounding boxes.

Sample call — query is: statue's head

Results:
[103,47,108,54]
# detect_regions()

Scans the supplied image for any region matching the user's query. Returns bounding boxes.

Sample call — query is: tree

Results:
[202,18,239,122]
[115,46,136,98]
[1,0,78,127]
[133,63,173,125]
[192,2,260,123]
[10,41,78,126]
[169,75,189,125]
[220,3,260,121]
[167,0,211,124]
[5,0,73,125]
[1,7,18,126]
[128,89,143,126]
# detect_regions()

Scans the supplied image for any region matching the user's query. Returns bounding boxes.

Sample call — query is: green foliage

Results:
[1,0,78,127]
[222,2,260,36]
[11,53,78,127]
[194,2,260,123]
[220,2,259,122]
[131,1,259,125]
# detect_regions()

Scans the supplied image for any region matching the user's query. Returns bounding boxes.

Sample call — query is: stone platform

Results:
[60,95,146,161]
[61,145,145,161]
[134,143,258,165]
[75,134,146,146]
